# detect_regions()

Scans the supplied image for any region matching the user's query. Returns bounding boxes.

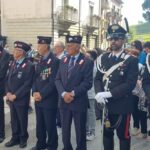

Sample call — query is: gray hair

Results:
[54,41,65,49]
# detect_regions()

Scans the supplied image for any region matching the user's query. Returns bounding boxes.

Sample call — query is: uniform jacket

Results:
[0,50,10,96]
[55,53,94,112]
[94,51,138,114]
[32,52,59,109]
[6,58,35,106]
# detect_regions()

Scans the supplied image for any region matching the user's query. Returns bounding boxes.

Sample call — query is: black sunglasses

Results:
[108,37,124,41]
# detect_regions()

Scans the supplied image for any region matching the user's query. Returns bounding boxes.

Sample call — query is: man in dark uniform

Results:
[142,42,150,119]
[0,36,10,143]
[55,35,93,150]
[31,36,59,150]
[5,41,35,148]
[94,24,138,150]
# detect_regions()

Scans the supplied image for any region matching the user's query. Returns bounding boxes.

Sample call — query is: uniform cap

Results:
[14,41,30,52]
[37,36,52,44]
[107,24,127,40]
[66,35,82,44]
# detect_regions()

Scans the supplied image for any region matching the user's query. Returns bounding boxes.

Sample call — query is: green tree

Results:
[142,0,150,22]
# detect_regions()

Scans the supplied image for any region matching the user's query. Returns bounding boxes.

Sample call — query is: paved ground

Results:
[0,101,150,150]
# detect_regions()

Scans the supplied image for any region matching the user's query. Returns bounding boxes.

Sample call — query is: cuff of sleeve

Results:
[71,90,75,96]
[106,91,112,98]
[61,92,67,98]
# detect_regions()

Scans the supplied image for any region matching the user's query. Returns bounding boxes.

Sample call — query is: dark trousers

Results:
[139,110,147,134]
[35,106,58,150]
[104,114,131,150]
[0,97,5,138]
[56,108,61,127]
[95,101,103,120]
[61,109,87,150]
[132,96,140,128]
[9,103,28,142]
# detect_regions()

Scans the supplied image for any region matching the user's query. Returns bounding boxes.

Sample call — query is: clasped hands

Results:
[63,92,74,104]
[6,92,16,102]
[33,92,42,102]
[95,92,112,105]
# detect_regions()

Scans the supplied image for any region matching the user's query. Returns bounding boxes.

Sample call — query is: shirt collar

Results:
[112,49,124,58]
[43,51,51,60]
[16,57,25,64]
[57,51,65,59]
[71,52,80,60]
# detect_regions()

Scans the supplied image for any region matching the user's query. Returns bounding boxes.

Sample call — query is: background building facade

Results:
[0,0,123,51]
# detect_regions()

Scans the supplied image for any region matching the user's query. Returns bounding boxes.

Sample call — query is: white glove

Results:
[95,92,112,104]
[95,92,112,99]
[95,96,108,104]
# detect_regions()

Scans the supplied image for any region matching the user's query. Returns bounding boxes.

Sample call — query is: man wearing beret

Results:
[5,41,35,148]
[95,24,138,150]
[55,35,93,150]
[0,36,10,143]
[31,36,59,150]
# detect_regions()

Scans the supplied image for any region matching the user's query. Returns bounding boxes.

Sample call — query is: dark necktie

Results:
[15,61,20,69]
[68,57,75,78]
[112,55,117,61]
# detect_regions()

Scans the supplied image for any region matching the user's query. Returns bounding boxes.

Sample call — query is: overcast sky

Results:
[122,0,145,25]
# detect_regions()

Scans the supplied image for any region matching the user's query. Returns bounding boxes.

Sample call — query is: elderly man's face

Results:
[54,44,64,55]
[66,43,80,56]
[37,44,48,56]
[13,48,24,60]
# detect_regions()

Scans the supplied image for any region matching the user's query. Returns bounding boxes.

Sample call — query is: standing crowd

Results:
[0,23,150,150]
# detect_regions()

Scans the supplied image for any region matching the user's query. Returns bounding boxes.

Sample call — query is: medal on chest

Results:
[17,71,23,79]
[41,68,51,80]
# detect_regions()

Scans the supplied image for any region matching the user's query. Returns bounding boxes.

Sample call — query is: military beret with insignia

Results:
[66,35,82,44]
[14,41,31,52]
[37,36,52,45]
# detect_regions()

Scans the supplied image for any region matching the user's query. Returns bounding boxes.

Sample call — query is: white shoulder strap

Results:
[103,54,130,81]
[146,53,150,73]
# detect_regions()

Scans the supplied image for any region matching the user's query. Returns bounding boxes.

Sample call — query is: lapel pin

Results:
[79,59,84,65]
[47,59,51,64]
[22,63,26,68]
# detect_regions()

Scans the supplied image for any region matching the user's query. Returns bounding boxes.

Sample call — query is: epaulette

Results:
[96,53,107,73]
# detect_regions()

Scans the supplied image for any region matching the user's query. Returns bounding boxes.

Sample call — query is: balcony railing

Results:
[101,0,110,10]
[86,15,100,29]
[106,11,122,22]
[57,5,78,24]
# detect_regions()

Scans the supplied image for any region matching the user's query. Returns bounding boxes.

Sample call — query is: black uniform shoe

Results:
[0,137,5,143]
[20,141,27,148]
[5,139,20,147]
